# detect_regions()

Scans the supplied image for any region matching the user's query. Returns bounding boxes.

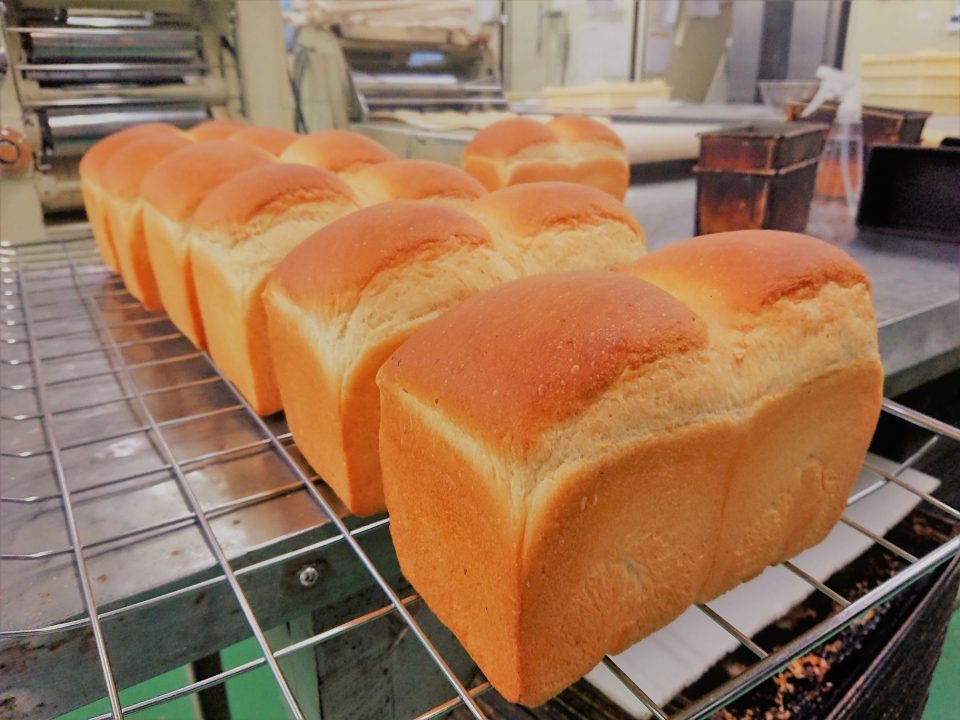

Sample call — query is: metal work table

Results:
[624,178,960,396]
[1,183,958,718]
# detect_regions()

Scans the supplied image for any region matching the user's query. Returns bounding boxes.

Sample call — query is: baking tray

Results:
[0,237,958,719]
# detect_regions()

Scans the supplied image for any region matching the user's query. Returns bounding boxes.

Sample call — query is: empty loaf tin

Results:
[695,122,827,234]
[787,101,931,145]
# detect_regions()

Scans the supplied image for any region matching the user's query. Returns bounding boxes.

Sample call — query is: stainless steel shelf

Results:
[1,237,957,719]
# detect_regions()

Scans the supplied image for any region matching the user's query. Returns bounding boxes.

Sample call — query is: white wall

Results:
[843,0,959,73]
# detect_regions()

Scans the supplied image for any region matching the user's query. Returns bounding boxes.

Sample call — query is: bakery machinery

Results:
[0,0,290,243]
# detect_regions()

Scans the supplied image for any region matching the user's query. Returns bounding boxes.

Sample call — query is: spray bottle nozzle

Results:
[801,66,862,124]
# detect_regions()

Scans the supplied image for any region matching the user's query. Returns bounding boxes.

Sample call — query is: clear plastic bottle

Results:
[806,119,863,244]
[802,66,864,244]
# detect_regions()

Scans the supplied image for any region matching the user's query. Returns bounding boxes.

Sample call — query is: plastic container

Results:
[861,50,960,117]
[758,80,819,112]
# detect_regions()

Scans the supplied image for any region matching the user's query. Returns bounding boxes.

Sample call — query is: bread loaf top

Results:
[469,181,641,240]
[192,163,358,243]
[268,200,497,317]
[378,270,705,455]
[622,230,870,319]
[547,115,625,149]
[378,231,879,491]
[462,118,558,160]
[229,126,299,156]
[140,141,274,221]
[79,124,180,181]
[280,130,396,175]
[100,134,194,201]
[185,118,248,142]
[348,159,487,207]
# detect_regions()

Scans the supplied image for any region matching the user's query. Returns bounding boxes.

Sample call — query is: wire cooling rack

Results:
[1,236,958,720]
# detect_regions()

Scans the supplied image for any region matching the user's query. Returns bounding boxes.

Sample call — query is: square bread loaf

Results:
[139,141,274,348]
[99,133,193,310]
[264,185,645,516]
[190,164,360,415]
[375,232,883,706]
[461,116,630,200]
[79,123,179,271]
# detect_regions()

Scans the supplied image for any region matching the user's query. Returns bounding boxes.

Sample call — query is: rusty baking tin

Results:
[787,101,931,146]
[695,122,828,235]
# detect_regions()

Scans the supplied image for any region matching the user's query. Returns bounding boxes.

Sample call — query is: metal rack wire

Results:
[1,236,958,720]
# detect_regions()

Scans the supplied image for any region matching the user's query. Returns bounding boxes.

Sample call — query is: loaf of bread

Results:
[191,164,361,415]
[99,133,193,309]
[264,186,645,516]
[376,231,883,706]
[263,202,515,514]
[467,181,643,274]
[79,123,180,271]
[461,116,629,200]
[140,141,274,347]
[229,126,299,156]
[184,118,248,141]
[279,130,396,177]
[346,159,487,208]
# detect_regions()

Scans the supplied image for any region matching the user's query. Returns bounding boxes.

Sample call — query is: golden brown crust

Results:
[547,115,625,149]
[470,181,642,239]
[184,118,248,141]
[379,270,706,451]
[460,116,629,199]
[279,130,396,174]
[462,117,557,160]
[270,200,493,312]
[348,159,487,206]
[99,134,193,201]
[228,126,299,156]
[192,163,357,234]
[78,123,180,180]
[139,141,275,221]
[622,230,870,316]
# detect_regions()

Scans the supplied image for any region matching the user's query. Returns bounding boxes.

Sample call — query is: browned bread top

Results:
[547,115,625,148]
[349,159,487,205]
[229,126,299,156]
[270,200,493,313]
[279,130,396,174]
[192,163,358,239]
[78,124,180,180]
[184,118,248,141]
[140,141,274,221]
[99,134,194,201]
[379,270,706,451]
[623,230,870,318]
[470,181,641,239]
[462,117,558,160]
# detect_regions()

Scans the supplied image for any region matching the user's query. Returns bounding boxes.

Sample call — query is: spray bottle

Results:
[803,66,864,244]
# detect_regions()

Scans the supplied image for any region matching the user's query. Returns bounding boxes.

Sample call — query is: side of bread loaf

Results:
[79,123,180,271]
[376,232,883,706]
[190,164,360,414]
[346,159,487,208]
[140,141,274,347]
[263,202,515,514]
[100,133,194,309]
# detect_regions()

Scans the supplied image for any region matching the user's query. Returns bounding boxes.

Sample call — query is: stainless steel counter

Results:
[624,179,960,395]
